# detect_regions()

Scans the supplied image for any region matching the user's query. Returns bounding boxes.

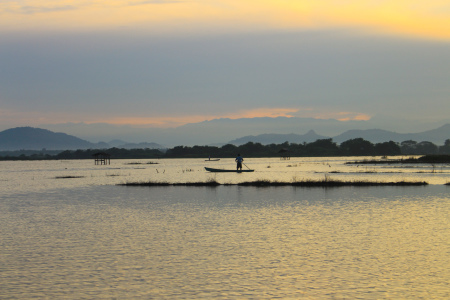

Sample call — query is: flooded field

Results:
[1,157,449,299]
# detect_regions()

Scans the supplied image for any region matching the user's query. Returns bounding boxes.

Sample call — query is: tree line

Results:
[1,138,450,160]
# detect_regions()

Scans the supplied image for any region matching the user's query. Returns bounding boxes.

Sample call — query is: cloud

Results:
[0,104,295,129]
[16,5,76,14]
[0,1,180,16]
[292,108,372,122]
[0,106,372,131]
[90,108,301,127]
[1,2,77,15]
[127,0,184,5]
[0,108,79,130]
[223,108,299,119]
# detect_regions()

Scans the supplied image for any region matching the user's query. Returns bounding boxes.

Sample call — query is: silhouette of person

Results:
[235,154,244,170]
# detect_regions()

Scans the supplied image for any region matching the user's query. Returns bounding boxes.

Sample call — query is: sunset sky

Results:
[1,0,450,137]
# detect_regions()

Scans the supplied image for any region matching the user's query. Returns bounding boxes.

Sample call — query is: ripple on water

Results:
[1,184,449,298]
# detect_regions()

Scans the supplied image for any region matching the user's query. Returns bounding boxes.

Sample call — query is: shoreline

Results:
[119,179,429,187]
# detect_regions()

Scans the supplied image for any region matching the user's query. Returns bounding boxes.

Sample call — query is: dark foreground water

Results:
[1,185,449,299]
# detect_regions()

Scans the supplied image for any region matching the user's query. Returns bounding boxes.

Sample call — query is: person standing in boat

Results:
[235,154,244,170]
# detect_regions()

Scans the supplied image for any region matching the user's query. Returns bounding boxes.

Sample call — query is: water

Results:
[1,158,449,299]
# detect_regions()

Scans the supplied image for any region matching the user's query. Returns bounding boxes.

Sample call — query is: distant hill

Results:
[228,130,328,145]
[332,129,407,144]
[0,127,101,150]
[117,142,164,149]
[416,124,450,143]
[40,117,449,147]
[0,127,165,151]
[107,139,129,147]
[226,124,450,145]
[332,124,450,144]
[2,122,449,151]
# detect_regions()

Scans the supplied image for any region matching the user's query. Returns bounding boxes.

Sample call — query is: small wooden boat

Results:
[205,159,220,161]
[205,167,254,173]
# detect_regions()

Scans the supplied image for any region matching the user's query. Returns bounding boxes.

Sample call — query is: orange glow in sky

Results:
[72,108,301,128]
[1,1,450,40]
[2,1,449,131]
[1,107,371,128]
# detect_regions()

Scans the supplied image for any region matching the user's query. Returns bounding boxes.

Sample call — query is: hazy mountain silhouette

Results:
[105,140,163,149]
[117,142,164,150]
[175,117,366,145]
[0,127,99,150]
[1,123,449,151]
[226,124,450,145]
[107,139,129,147]
[40,117,448,147]
[0,127,164,151]
[228,130,328,145]
[332,124,450,144]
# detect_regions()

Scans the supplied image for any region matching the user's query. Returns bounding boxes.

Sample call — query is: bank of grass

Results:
[125,161,159,165]
[347,154,450,165]
[119,178,428,187]
[120,178,221,187]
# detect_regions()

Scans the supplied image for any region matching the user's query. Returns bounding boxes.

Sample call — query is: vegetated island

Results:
[2,138,450,161]
[346,154,450,165]
[118,179,428,187]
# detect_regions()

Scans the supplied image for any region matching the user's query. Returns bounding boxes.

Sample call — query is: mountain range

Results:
[228,130,328,145]
[0,127,163,151]
[37,116,450,147]
[229,124,450,146]
[1,123,449,151]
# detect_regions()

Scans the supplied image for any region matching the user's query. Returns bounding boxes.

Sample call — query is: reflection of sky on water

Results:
[1,157,450,196]
[1,184,449,299]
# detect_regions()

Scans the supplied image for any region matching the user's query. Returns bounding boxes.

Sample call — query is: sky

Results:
[1,0,450,142]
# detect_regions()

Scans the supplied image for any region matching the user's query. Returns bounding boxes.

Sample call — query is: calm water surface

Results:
[1,158,449,299]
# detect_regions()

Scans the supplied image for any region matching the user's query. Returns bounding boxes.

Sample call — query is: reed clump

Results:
[120,178,220,187]
[119,179,428,187]
[125,161,159,165]
[346,154,450,165]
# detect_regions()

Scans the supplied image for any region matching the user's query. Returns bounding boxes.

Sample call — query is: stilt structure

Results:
[93,152,111,165]
[279,148,290,160]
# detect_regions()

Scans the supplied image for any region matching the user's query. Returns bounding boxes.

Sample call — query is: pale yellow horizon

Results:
[1,1,450,40]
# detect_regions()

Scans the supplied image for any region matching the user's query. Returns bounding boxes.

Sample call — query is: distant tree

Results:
[166,146,188,157]
[279,141,290,148]
[400,140,417,155]
[220,144,238,157]
[439,139,450,154]
[339,138,375,156]
[374,141,401,155]
[238,142,266,157]
[267,143,282,152]
[305,138,339,156]
[56,150,74,159]
[287,142,306,156]
[416,141,438,155]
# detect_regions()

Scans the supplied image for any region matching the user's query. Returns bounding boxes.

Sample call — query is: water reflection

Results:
[1,185,449,299]
[1,157,450,196]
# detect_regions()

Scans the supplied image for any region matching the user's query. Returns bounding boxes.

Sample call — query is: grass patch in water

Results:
[120,178,221,186]
[125,161,159,165]
[347,154,450,165]
[119,179,428,187]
